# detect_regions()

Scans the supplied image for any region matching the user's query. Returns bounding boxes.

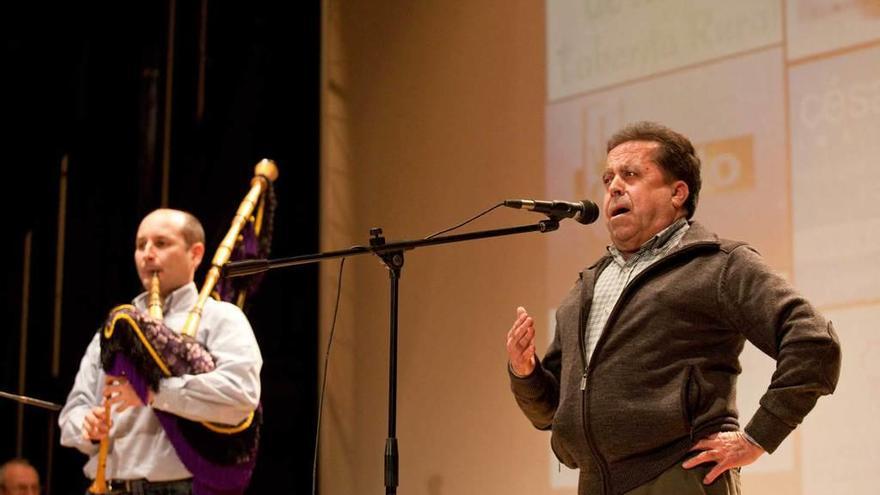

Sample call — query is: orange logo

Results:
[696,135,755,194]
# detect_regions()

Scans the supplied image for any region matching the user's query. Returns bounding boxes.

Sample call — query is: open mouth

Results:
[611,206,630,218]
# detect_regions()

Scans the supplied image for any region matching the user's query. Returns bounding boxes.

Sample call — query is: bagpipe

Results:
[90,160,278,495]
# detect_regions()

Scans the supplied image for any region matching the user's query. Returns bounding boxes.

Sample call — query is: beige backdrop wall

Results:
[320,1,549,494]
[320,1,879,494]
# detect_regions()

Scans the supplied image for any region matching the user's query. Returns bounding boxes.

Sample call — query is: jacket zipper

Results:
[578,241,718,495]
[578,257,612,495]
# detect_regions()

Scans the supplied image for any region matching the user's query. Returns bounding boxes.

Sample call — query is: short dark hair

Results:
[606,121,702,219]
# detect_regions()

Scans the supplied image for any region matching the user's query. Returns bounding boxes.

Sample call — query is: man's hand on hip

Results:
[683,431,765,484]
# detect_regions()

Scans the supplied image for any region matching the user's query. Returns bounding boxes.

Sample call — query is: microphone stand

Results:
[0,390,63,411]
[0,390,63,495]
[225,217,563,494]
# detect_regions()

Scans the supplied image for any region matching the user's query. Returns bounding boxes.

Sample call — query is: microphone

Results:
[503,198,599,225]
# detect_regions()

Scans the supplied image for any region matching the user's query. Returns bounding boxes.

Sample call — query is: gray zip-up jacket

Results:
[510,221,841,495]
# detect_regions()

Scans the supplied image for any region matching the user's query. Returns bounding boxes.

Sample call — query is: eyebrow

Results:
[604,162,640,173]
[135,235,170,244]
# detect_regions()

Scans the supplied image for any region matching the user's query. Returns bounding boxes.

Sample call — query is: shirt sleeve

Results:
[150,303,262,425]
[58,332,102,456]
[720,245,841,453]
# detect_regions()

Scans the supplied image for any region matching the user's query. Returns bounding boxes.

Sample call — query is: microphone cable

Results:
[312,256,347,495]
[312,201,515,493]
[423,202,504,239]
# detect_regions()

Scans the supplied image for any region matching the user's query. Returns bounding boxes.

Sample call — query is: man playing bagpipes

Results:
[59,208,263,495]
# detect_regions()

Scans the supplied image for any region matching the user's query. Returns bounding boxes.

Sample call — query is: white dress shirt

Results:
[58,282,262,481]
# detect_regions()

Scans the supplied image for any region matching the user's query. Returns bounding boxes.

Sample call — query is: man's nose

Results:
[607,175,625,196]
[143,242,157,259]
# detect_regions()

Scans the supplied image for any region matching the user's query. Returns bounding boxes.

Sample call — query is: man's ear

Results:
[190,242,205,268]
[671,180,689,210]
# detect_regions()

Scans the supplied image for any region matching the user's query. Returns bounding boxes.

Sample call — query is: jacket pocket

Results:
[680,365,702,436]
[550,428,578,469]
[549,394,580,469]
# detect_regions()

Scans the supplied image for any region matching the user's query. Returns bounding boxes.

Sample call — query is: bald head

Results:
[141,208,205,247]
[0,459,39,495]
[134,209,206,296]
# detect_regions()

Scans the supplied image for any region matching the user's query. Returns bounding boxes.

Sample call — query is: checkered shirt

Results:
[584,218,690,363]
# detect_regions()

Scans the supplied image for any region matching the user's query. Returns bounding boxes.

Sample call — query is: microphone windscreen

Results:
[577,200,600,225]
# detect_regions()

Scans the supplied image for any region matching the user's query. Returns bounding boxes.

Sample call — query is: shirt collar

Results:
[134,281,198,313]
[607,217,689,263]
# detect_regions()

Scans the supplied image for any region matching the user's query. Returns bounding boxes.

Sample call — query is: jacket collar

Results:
[584,220,720,273]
